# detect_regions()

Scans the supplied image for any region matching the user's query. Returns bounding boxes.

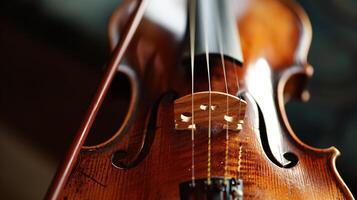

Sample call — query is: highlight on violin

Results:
[0,0,356,199]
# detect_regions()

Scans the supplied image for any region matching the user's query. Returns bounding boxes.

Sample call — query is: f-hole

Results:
[257,103,298,168]
[111,92,176,169]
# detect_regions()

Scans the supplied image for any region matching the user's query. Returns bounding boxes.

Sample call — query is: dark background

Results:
[0,0,356,199]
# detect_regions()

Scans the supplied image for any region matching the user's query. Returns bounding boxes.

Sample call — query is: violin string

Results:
[214,10,230,184]
[237,144,243,178]
[189,0,196,187]
[232,59,242,178]
[234,62,244,179]
[202,0,212,185]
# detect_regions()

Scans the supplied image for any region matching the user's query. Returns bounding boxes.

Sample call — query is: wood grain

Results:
[49,0,354,199]
[174,91,247,131]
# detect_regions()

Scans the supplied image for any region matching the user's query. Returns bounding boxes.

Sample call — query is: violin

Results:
[46,0,354,199]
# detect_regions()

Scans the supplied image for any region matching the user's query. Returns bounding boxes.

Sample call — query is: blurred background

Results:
[0,0,356,199]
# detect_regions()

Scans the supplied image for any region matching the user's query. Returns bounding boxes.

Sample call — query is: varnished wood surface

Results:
[174,91,246,131]
[51,0,354,199]
[61,94,350,199]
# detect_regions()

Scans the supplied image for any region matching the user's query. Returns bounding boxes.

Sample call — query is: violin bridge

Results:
[174,91,247,132]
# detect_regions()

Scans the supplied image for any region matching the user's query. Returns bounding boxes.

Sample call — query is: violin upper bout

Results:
[275,0,314,103]
[108,0,134,50]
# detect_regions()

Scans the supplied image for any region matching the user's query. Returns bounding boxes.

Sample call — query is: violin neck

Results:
[190,0,244,64]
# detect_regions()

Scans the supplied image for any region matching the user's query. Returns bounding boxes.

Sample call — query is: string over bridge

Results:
[174,91,246,132]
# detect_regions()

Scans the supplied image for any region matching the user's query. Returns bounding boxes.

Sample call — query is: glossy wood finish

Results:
[174,91,246,131]
[49,0,354,199]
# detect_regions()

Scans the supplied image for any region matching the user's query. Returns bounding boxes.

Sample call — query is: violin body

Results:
[53,0,353,199]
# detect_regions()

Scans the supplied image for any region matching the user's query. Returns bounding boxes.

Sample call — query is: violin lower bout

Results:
[59,94,351,200]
